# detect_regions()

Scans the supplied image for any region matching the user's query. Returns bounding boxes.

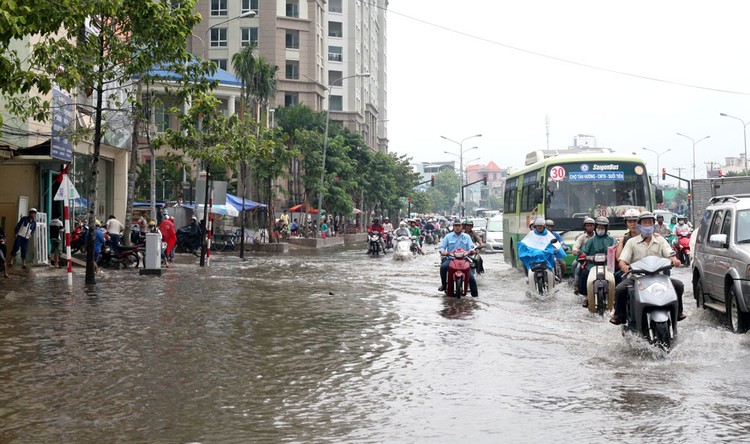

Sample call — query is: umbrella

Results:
[289,204,319,214]
[194,204,240,218]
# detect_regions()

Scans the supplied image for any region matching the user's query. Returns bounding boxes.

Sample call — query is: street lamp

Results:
[441,134,481,217]
[720,113,749,175]
[197,10,257,60]
[642,147,671,186]
[317,72,371,235]
[676,132,710,179]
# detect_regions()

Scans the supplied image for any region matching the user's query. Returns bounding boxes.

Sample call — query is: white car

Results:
[484,216,503,253]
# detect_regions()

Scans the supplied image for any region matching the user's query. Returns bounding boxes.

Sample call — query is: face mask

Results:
[637,225,655,237]
[596,228,606,236]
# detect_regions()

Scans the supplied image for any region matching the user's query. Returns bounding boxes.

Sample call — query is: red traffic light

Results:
[430,175,435,186]
[661,168,666,180]
[718,169,723,178]
[482,174,488,186]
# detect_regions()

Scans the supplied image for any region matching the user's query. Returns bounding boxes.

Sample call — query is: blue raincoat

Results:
[518,228,567,271]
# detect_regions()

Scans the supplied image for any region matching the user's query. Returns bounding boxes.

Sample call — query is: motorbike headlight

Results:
[647,283,669,300]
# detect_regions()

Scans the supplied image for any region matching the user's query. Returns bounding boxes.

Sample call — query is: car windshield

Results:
[487,219,503,231]
[738,210,750,243]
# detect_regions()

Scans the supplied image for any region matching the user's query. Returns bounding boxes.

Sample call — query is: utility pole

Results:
[673,167,687,189]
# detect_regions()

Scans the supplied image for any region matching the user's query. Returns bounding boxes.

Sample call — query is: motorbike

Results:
[392,235,414,260]
[624,256,678,350]
[444,248,472,298]
[468,244,484,275]
[367,231,383,256]
[97,241,142,269]
[424,229,437,245]
[71,224,88,253]
[176,225,203,255]
[673,228,692,267]
[583,253,616,316]
[383,232,394,250]
[521,239,560,296]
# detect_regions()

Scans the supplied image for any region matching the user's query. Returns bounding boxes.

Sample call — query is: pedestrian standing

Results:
[0,232,9,279]
[10,208,37,269]
[106,214,124,255]
[93,220,106,273]
[49,216,64,268]
[158,216,176,262]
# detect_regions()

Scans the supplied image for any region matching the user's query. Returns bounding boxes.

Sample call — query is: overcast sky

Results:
[385,0,750,184]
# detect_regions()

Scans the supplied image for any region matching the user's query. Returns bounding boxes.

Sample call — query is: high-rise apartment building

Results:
[191,0,388,152]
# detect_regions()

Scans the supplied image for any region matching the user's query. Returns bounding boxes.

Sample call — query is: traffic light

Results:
[661,168,666,180]
[688,193,692,201]
[482,174,487,186]
[430,175,435,186]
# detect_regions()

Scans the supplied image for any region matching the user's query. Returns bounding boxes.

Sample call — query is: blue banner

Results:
[51,88,74,162]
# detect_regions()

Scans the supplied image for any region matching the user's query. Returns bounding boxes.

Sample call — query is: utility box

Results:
[139,232,162,276]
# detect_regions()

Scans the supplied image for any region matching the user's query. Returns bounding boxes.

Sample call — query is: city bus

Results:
[502,149,661,273]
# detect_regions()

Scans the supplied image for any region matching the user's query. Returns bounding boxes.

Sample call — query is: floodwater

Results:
[1,244,750,443]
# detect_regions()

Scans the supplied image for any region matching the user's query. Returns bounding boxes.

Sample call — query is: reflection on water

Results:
[1,247,750,442]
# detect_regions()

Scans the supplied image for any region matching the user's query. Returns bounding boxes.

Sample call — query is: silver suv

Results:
[692,194,750,332]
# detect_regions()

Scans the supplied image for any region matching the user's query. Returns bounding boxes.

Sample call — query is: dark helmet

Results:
[453,218,462,226]
[373,218,379,224]
[595,216,609,227]
[463,218,474,226]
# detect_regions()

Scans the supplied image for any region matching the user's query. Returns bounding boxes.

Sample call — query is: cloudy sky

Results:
[385,0,750,184]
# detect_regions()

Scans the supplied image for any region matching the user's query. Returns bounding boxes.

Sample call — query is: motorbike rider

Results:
[577,216,616,305]
[382,217,394,246]
[610,211,685,325]
[518,217,567,277]
[572,217,596,294]
[671,215,692,247]
[545,219,568,277]
[655,214,672,237]
[408,219,424,254]
[615,209,642,282]
[462,219,485,274]
[438,219,478,297]
[394,221,411,238]
[368,218,387,254]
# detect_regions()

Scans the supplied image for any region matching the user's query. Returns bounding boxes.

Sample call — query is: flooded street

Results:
[2,245,750,443]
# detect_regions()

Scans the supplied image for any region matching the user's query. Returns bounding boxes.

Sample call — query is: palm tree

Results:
[231,43,257,255]
[250,56,278,126]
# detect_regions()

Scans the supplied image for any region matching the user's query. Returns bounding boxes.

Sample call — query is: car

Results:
[692,194,750,333]
[484,216,503,253]
[654,209,676,223]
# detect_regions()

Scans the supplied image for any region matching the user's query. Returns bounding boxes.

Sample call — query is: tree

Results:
[17,0,209,283]
[429,169,460,214]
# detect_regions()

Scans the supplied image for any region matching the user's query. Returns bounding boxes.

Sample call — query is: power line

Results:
[375,1,750,96]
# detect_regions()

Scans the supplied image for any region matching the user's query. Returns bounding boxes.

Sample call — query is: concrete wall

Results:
[0,163,40,246]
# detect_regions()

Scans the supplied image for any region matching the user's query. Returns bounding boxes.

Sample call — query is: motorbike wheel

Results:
[727,285,750,333]
[454,276,463,299]
[122,252,140,269]
[596,287,607,316]
[652,321,671,350]
[535,273,545,295]
[683,253,691,267]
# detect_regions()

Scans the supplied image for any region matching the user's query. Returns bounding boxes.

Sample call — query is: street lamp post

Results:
[676,132,710,180]
[196,10,256,60]
[441,134,481,217]
[317,72,371,235]
[642,147,671,186]
[720,113,749,175]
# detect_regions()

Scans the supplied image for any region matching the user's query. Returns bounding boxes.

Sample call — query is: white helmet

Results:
[623,208,640,221]
[399,221,407,228]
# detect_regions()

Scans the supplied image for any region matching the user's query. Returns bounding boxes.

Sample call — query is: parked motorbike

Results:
[583,253,615,316]
[176,224,203,255]
[444,248,472,298]
[367,231,383,256]
[98,241,142,269]
[71,224,88,253]
[624,256,678,350]
[673,228,692,267]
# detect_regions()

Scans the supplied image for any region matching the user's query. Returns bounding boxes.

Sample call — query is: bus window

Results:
[520,171,540,212]
[504,177,518,213]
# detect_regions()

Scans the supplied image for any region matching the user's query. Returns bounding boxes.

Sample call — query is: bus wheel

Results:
[510,241,517,269]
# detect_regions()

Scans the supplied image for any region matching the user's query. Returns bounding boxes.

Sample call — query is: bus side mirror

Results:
[534,188,544,204]
[655,189,664,204]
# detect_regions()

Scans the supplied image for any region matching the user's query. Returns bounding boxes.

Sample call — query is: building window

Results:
[328,70,342,86]
[241,0,258,14]
[211,59,228,70]
[211,0,227,16]
[153,104,170,133]
[328,46,342,62]
[329,0,342,13]
[285,61,299,80]
[285,93,299,107]
[285,30,300,49]
[210,28,227,47]
[241,27,258,46]
[328,21,343,38]
[286,0,299,17]
[329,95,343,111]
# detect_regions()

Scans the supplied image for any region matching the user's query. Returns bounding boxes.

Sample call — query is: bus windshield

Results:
[544,161,650,228]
